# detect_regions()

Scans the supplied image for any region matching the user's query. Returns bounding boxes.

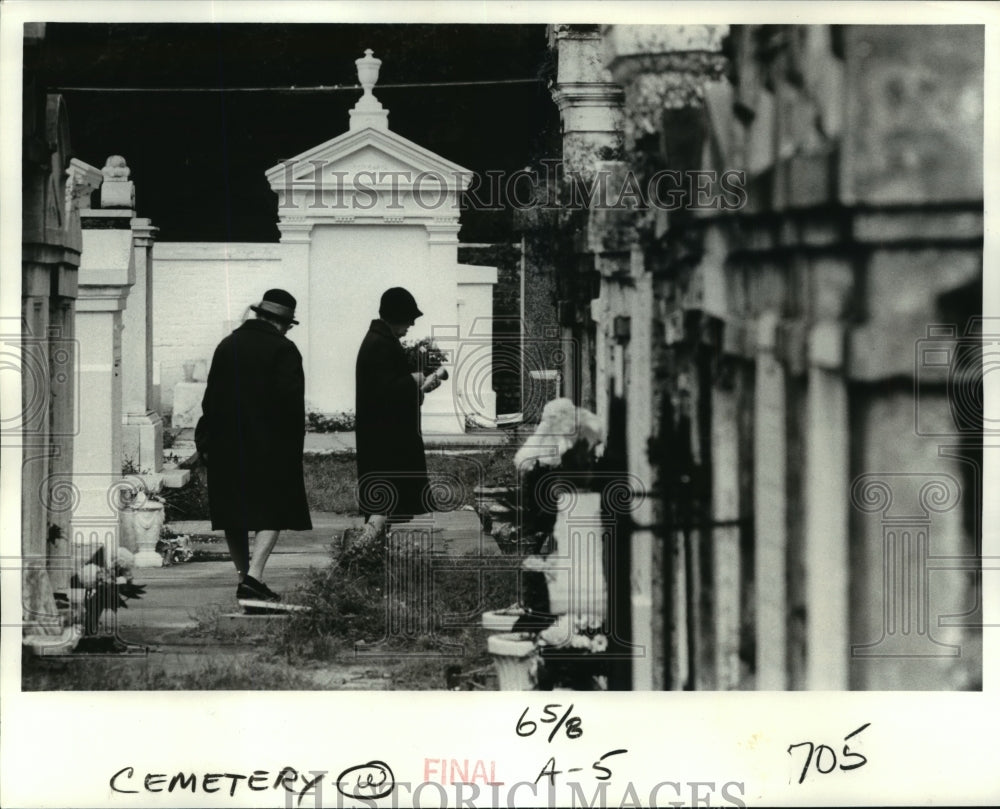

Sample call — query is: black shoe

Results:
[236,576,309,614]
[240,575,281,602]
[237,576,282,613]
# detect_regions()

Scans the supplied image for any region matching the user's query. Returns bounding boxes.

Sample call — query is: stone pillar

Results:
[454,265,500,427]
[710,369,741,690]
[122,216,163,475]
[600,24,729,691]
[18,87,89,637]
[72,157,136,547]
[274,217,313,383]
[622,271,661,690]
[43,158,102,592]
[548,24,624,412]
[422,216,465,434]
[549,25,624,174]
[804,321,850,689]
[754,311,788,689]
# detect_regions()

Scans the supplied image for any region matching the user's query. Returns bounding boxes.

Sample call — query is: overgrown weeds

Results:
[271,528,519,688]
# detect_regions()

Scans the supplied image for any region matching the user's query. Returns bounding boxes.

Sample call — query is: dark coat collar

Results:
[238,318,284,336]
[368,319,399,341]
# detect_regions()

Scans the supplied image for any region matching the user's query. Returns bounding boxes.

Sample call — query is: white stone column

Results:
[122,217,163,475]
[804,321,850,689]
[72,159,136,550]
[711,373,741,690]
[424,218,465,434]
[549,25,624,412]
[276,218,313,405]
[626,273,659,691]
[549,24,624,172]
[455,265,499,427]
[754,311,788,689]
[72,284,132,543]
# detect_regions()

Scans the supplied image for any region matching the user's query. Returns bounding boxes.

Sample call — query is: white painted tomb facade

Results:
[264,50,497,433]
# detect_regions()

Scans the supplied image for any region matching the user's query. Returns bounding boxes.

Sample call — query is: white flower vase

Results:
[488,633,538,690]
[120,501,165,568]
[481,607,524,633]
[547,492,607,621]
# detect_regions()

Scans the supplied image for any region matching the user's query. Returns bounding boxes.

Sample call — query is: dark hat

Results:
[251,289,299,325]
[379,287,423,322]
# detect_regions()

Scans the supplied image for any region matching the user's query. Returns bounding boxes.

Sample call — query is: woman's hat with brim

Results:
[250,288,299,325]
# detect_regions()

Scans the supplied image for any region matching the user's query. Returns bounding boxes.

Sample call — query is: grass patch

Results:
[22,651,317,690]
[270,530,520,689]
[303,447,516,514]
[161,446,518,520]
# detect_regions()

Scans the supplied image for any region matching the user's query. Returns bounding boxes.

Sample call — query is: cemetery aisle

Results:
[109,509,488,689]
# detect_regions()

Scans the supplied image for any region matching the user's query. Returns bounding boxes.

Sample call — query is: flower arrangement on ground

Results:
[57,543,146,640]
[157,526,194,566]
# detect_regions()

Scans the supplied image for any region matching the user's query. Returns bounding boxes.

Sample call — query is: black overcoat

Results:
[196,319,312,531]
[355,319,431,520]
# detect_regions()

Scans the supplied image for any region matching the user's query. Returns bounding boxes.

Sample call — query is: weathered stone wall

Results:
[549,23,983,691]
[154,241,512,419]
[20,25,86,634]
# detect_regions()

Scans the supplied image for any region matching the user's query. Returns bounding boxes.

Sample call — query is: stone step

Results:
[161,467,190,488]
[134,469,188,491]
[214,612,291,638]
[474,486,512,496]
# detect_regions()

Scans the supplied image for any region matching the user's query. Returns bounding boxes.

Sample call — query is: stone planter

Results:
[488,632,538,690]
[481,607,525,633]
[119,501,165,567]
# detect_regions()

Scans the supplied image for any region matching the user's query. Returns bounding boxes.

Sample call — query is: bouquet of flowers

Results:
[157,527,194,566]
[513,398,604,472]
[535,614,610,691]
[58,543,146,636]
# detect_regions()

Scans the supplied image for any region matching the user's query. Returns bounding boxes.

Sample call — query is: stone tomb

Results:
[265,50,497,433]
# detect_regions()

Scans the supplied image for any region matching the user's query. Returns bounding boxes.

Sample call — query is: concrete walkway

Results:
[108,509,493,688]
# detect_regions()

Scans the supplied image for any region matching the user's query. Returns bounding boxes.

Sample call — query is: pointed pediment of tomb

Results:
[266,126,473,194]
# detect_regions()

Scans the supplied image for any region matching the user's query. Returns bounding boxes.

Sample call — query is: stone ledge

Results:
[214,612,291,638]
[160,468,191,489]
[155,242,284,261]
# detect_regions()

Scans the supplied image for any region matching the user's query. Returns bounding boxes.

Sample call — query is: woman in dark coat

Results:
[355,287,436,527]
[196,289,311,605]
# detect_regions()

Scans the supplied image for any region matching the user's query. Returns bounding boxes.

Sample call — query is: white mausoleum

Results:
[159,50,497,434]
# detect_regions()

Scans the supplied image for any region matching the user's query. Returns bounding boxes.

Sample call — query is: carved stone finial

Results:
[356,48,381,96]
[102,155,131,180]
[349,48,389,131]
[100,155,135,208]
